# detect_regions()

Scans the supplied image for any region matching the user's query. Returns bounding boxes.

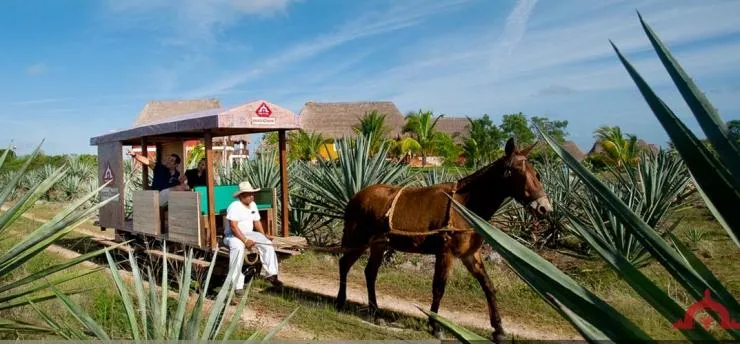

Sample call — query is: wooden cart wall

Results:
[97,142,124,230]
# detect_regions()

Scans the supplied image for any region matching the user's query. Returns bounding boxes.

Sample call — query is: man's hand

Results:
[127,150,137,157]
[243,238,256,249]
[179,175,190,190]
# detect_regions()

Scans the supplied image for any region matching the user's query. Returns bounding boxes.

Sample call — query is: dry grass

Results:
[6,200,739,340]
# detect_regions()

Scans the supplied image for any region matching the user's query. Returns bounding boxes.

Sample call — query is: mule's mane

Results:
[456,156,508,191]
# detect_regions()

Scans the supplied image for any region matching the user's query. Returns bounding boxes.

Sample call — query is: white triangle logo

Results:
[104,163,114,182]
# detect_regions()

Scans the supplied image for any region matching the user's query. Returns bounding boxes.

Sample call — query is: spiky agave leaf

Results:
[416,306,490,343]
[611,34,740,246]
[451,198,652,341]
[293,135,411,219]
[58,241,294,340]
[537,126,739,340]
[637,12,740,178]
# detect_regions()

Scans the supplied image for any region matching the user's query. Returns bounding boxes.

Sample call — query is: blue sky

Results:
[1,0,739,155]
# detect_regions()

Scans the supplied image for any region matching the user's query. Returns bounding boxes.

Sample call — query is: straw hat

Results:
[233,181,261,197]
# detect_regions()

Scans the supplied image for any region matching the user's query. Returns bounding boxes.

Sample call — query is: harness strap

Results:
[383,182,473,237]
[385,185,408,232]
[244,252,260,265]
[445,181,458,228]
[388,227,473,237]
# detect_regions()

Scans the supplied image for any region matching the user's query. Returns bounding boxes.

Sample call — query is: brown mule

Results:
[335,137,553,343]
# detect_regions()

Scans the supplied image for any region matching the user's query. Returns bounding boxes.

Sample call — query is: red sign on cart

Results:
[255,102,272,117]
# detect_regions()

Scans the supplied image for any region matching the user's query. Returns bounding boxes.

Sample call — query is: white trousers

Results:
[159,188,170,207]
[224,231,279,290]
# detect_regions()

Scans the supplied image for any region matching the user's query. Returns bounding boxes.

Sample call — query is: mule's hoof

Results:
[428,322,442,339]
[492,331,506,344]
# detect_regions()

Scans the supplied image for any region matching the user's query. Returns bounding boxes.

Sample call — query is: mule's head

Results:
[501,137,553,216]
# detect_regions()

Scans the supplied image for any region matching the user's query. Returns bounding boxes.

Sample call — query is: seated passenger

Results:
[184,158,208,189]
[127,150,185,207]
[223,181,282,300]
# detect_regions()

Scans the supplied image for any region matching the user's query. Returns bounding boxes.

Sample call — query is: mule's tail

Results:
[340,193,376,251]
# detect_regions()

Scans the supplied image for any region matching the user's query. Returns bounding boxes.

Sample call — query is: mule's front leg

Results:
[461,251,505,343]
[429,252,454,338]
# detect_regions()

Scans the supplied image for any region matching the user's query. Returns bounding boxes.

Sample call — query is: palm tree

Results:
[288,130,326,161]
[351,110,391,155]
[402,110,444,166]
[594,125,641,168]
[388,137,422,163]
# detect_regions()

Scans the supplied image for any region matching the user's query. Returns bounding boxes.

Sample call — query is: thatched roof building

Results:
[298,101,406,139]
[562,140,586,161]
[588,141,604,155]
[435,117,470,143]
[588,139,660,157]
[297,101,474,142]
[638,139,660,154]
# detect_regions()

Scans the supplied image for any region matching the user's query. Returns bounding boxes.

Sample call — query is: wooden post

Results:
[141,138,149,189]
[278,130,289,237]
[205,131,217,250]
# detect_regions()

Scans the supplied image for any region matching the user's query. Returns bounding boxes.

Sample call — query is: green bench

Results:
[193,185,274,215]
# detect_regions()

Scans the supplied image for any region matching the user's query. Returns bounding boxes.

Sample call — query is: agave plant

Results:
[123,159,148,219]
[0,140,123,336]
[562,149,693,266]
[413,167,465,187]
[420,12,738,343]
[288,195,336,245]
[292,135,412,219]
[45,244,297,341]
[607,149,694,227]
[567,183,654,267]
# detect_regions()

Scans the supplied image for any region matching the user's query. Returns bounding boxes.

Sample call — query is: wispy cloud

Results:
[1,92,181,109]
[244,0,740,150]
[104,0,301,47]
[7,97,69,106]
[26,63,47,76]
[495,0,538,56]
[490,0,537,79]
[185,0,476,97]
[535,85,577,97]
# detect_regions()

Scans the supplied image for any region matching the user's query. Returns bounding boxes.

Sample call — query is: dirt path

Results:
[278,272,579,341]
[8,205,579,341]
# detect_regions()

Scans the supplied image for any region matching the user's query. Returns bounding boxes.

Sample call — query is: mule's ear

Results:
[521,141,538,156]
[505,137,516,157]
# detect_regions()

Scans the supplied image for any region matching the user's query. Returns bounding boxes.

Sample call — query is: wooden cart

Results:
[90,100,305,271]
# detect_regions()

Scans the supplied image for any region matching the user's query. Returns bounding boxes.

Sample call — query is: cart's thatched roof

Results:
[134,99,221,127]
[435,117,470,142]
[132,99,252,143]
[298,101,406,139]
[91,99,298,145]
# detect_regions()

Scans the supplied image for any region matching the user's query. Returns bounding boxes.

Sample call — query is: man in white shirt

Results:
[223,181,283,298]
